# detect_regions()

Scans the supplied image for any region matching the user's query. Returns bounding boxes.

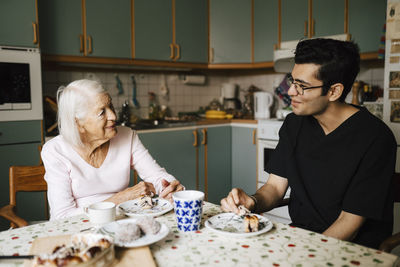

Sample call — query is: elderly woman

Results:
[41,79,183,219]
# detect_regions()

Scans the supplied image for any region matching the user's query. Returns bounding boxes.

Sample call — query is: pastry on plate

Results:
[31,233,114,267]
[138,194,153,209]
[135,217,161,235]
[114,223,141,243]
[238,205,250,216]
[244,215,259,233]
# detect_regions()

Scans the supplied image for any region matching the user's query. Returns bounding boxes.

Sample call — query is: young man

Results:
[221,38,397,249]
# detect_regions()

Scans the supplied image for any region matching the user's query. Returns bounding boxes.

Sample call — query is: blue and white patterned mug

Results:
[172,190,204,232]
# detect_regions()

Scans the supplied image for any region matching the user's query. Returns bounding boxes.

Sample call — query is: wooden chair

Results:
[0,165,48,228]
[379,172,400,253]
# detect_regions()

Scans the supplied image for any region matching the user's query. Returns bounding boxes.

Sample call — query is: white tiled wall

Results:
[42,70,285,119]
[42,66,383,120]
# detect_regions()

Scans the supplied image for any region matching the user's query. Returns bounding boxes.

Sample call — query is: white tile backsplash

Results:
[42,66,384,119]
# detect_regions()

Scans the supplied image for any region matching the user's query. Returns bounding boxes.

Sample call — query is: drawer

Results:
[0,120,42,145]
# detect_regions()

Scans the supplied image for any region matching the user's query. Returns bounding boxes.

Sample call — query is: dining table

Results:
[0,201,399,267]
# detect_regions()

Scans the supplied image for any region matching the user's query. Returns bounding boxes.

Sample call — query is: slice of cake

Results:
[244,215,259,233]
[138,195,153,209]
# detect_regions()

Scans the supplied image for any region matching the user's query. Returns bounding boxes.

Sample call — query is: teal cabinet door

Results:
[281,0,308,42]
[86,0,131,58]
[138,129,197,191]
[0,121,43,231]
[38,0,82,56]
[231,126,257,195]
[254,0,278,62]
[209,0,252,63]
[0,0,38,47]
[201,126,231,205]
[313,0,345,38]
[349,0,386,53]
[175,0,208,63]
[134,0,173,61]
[0,121,41,145]
[0,143,44,231]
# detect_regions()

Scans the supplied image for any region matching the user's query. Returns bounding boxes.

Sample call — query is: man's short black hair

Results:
[294,38,360,102]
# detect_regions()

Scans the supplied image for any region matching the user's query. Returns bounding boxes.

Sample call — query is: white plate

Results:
[98,218,169,247]
[205,213,273,237]
[118,197,173,217]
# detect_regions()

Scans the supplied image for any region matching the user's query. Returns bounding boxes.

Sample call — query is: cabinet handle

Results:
[87,35,93,54]
[201,128,207,145]
[174,44,180,61]
[32,22,38,44]
[209,48,214,63]
[252,129,257,145]
[169,43,175,59]
[192,130,198,147]
[79,34,84,53]
[304,21,308,37]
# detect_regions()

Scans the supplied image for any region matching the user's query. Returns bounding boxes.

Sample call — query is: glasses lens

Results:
[288,76,303,95]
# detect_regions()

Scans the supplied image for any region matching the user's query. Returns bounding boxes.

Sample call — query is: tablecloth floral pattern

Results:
[0,202,398,267]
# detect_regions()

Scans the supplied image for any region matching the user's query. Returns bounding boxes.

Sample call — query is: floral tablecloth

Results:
[0,202,398,267]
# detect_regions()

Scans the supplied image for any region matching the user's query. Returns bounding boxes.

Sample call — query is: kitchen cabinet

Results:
[138,125,231,205]
[280,0,346,41]
[39,0,131,58]
[137,129,198,191]
[231,126,257,195]
[349,0,386,53]
[281,0,309,42]
[198,126,231,204]
[175,0,208,63]
[312,1,345,38]
[0,0,39,47]
[134,0,173,61]
[0,121,43,231]
[254,0,279,62]
[134,0,207,63]
[209,0,252,63]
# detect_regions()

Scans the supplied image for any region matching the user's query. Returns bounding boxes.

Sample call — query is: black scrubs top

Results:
[266,106,397,249]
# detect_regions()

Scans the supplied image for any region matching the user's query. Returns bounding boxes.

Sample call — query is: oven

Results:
[257,119,291,224]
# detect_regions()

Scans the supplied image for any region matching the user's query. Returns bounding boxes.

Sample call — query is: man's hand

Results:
[160,179,184,201]
[220,188,256,215]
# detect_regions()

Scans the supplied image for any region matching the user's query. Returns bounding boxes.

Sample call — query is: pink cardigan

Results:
[41,126,176,219]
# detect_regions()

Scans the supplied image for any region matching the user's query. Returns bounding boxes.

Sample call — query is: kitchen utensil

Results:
[131,75,139,108]
[172,190,204,232]
[254,91,274,119]
[0,255,34,259]
[115,75,124,95]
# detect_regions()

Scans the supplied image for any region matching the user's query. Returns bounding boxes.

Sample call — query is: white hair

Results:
[57,79,106,147]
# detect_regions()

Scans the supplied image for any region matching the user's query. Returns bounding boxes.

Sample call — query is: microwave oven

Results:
[0,46,43,121]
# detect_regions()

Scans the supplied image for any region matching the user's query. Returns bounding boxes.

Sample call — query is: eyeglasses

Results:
[287,75,325,95]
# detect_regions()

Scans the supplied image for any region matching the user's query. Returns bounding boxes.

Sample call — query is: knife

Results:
[0,255,35,259]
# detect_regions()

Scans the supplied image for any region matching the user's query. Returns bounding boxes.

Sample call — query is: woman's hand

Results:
[107,181,156,204]
[220,188,255,215]
[159,179,184,201]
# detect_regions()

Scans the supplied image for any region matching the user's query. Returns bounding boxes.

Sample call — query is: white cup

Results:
[84,201,116,226]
